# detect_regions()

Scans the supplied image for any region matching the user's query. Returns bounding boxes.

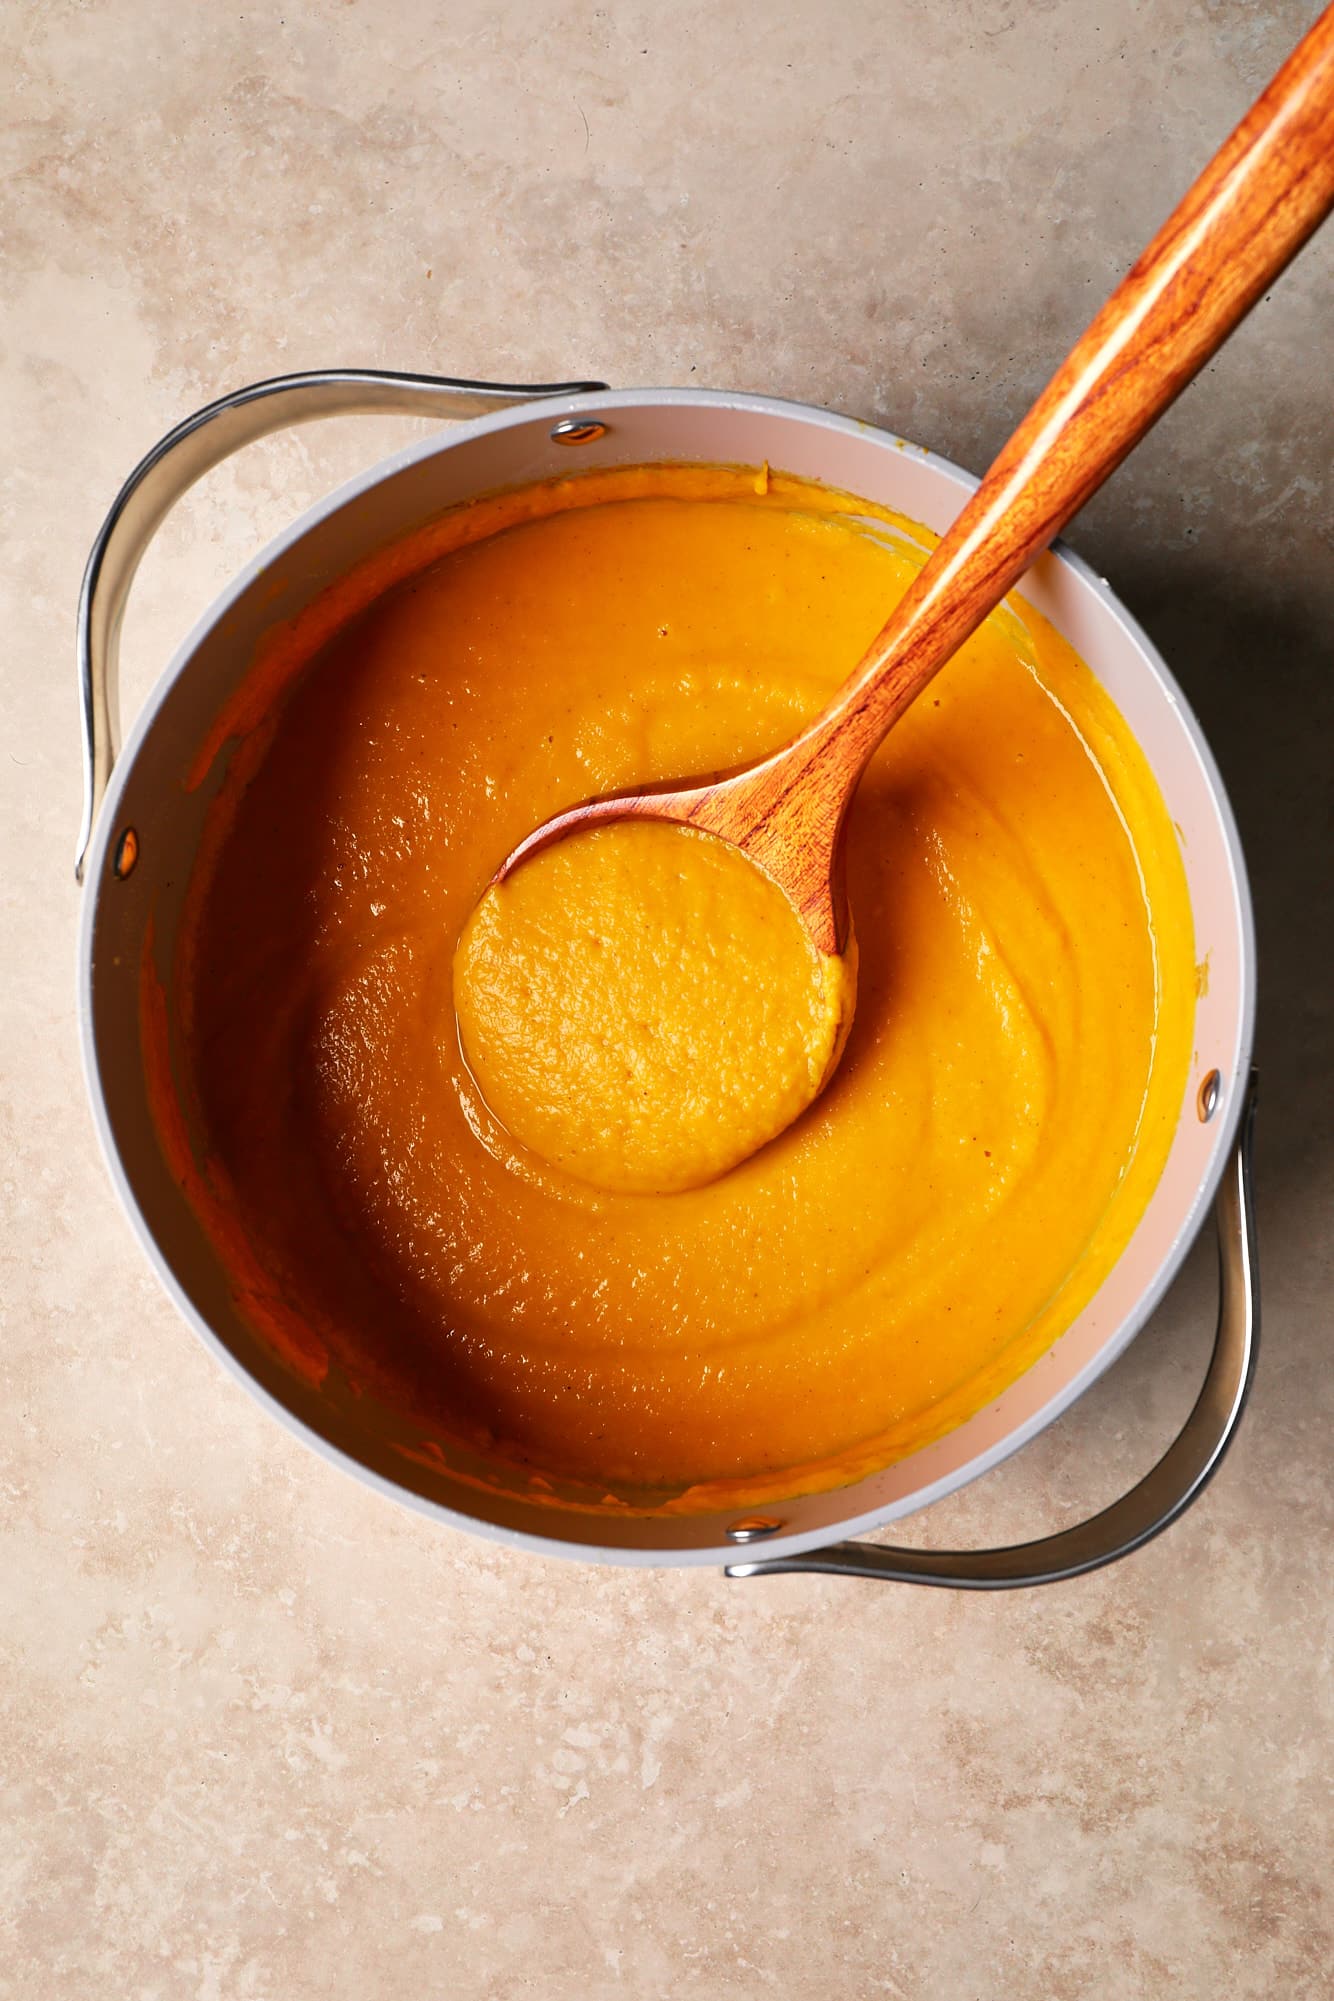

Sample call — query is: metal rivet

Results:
[550,418,608,446]
[1198,1068,1221,1122]
[725,1515,785,1543]
[112,827,139,880]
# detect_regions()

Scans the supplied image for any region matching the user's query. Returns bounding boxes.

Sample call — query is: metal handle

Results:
[728,1072,1259,1588]
[74,366,607,879]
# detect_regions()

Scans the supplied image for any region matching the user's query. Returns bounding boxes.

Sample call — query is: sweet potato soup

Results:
[171,464,1195,1510]
[454,820,860,1195]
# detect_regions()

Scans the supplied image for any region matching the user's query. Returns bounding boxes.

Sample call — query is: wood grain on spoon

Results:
[497,3,1334,954]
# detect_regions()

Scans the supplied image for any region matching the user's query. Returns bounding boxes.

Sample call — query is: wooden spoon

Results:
[497,6,1334,954]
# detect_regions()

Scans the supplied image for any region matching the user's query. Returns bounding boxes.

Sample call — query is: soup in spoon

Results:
[455,821,856,1194]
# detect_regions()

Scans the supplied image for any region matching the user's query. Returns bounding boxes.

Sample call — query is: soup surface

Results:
[171,464,1194,1509]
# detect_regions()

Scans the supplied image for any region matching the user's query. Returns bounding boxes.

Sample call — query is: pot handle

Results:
[727,1071,1258,1589]
[74,367,608,880]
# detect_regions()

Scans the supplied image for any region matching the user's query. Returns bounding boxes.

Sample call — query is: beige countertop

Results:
[4,3,1331,1994]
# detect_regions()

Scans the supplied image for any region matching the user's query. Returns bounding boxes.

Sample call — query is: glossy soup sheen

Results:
[168,464,1195,1512]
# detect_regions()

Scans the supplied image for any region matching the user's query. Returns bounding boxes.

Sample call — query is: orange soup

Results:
[171,465,1194,1510]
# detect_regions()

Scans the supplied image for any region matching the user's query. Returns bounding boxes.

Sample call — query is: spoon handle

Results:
[817,1,1334,776]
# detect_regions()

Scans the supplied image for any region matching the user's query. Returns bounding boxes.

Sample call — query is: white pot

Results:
[75,372,1258,1585]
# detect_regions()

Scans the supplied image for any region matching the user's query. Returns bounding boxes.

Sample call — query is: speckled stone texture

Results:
[3,2,1331,1995]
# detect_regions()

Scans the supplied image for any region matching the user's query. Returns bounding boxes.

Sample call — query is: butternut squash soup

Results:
[173,464,1194,1508]
[455,821,858,1195]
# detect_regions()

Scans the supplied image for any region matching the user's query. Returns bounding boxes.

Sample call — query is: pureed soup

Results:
[165,464,1195,1513]
[454,819,860,1195]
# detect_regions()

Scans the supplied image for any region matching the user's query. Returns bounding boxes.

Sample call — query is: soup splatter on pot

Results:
[165,464,1194,1510]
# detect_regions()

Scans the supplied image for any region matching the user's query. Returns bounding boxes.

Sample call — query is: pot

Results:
[76,370,1258,1585]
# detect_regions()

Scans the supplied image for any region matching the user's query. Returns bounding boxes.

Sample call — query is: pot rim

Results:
[77,385,1257,1565]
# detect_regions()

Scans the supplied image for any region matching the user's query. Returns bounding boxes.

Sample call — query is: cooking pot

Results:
[75,369,1258,1586]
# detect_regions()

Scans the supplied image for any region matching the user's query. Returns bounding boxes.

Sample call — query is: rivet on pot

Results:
[726,1515,785,1543]
[550,418,608,445]
[1198,1068,1221,1122]
[112,827,139,880]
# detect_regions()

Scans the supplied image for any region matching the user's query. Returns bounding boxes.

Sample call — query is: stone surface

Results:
[3,2,1331,1995]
